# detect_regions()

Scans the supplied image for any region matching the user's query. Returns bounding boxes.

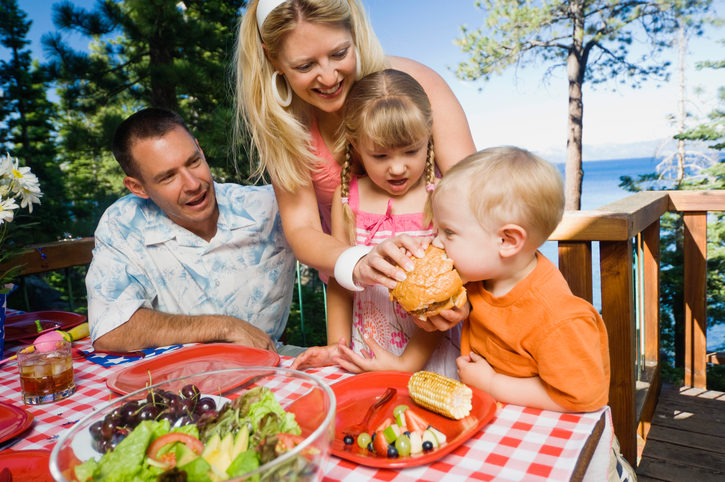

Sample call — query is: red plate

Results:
[0,449,52,481]
[4,311,87,342]
[330,371,497,468]
[0,401,34,445]
[106,343,281,395]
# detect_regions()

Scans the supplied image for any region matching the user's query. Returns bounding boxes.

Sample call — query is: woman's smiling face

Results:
[273,20,357,114]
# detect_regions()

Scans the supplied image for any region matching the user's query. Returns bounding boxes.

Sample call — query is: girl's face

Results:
[273,20,357,115]
[355,136,429,197]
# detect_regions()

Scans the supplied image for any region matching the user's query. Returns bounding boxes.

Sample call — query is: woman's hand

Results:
[352,235,430,290]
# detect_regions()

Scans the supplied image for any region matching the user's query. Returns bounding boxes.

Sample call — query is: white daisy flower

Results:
[18,188,42,212]
[0,153,12,176]
[0,197,18,224]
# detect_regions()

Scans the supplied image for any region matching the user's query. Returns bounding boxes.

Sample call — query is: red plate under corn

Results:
[330,371,497,468]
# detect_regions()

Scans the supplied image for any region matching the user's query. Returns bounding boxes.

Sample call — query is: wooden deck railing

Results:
[550,189,725,466]
[2,190,724,466]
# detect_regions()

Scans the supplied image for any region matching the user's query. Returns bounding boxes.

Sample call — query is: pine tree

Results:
[0,0,68,243]
[41,0,248,235]
[454,0,714,210]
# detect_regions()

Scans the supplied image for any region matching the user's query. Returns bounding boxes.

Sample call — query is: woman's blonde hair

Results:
[339,69,436,244]
[233,0,387,192]
[435,147,565,247]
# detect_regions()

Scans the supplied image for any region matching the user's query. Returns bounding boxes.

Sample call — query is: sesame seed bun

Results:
[389,246,467,320]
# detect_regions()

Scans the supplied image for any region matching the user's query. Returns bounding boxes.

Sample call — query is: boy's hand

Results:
[333,333,398,373]
[290,339,346,370]
[412,300,470,332]
[353,235,430,290]
[456,351,494,393]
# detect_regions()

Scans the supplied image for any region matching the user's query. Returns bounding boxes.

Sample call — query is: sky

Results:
[7,0,725,162]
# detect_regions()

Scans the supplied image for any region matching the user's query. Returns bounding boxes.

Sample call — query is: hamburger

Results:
[389,245,467,320]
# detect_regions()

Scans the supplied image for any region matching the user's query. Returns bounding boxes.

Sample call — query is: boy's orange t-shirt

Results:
[461,253,610,412]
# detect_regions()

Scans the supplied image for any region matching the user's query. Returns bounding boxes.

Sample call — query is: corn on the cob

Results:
[407,371,472,420]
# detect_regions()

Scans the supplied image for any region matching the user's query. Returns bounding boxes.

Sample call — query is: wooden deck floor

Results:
[636,384,725,481]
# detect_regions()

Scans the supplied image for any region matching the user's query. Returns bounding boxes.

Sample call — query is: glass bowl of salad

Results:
[49,367,336,481]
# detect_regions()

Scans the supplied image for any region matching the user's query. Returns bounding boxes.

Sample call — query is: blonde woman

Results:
[234,0,475,292]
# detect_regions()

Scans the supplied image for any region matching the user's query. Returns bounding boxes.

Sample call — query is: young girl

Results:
[291,69,460,377]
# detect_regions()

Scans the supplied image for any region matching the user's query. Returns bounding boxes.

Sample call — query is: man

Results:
[86,108,298,354]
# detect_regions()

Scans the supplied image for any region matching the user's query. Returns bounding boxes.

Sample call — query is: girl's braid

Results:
[341,143,357,245]
[423,138,436,228]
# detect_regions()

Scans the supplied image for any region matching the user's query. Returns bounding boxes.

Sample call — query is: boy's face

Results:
[432,188,502,284]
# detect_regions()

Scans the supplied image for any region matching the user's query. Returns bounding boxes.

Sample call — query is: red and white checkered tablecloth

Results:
[0,338,611,481]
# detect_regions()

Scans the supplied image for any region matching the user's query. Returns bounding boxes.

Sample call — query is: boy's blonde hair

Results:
[233,0,387,191]
[339,69,436,244]
[436,147,564,246]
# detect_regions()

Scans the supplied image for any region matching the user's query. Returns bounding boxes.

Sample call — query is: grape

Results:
[89,421,104,441]
[394,434,411,456]
[343,435,354,445]
[356,432,371,449]
[392,405,409,417]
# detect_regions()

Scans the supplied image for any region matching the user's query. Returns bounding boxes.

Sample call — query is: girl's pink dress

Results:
[347,176,460,379]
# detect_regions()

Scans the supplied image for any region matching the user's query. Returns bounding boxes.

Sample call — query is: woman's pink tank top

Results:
[309,119,342,234]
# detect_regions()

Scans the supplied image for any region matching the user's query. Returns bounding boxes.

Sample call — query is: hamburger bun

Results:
[389,245,467,320]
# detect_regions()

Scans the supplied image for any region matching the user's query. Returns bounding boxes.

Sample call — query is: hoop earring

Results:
[355,47,362,80]
[271,71,292,107]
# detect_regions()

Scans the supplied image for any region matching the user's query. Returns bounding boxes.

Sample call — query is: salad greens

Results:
[74,387,310,481]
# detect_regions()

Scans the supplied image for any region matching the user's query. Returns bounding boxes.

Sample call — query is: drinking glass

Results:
[17,338,75,404]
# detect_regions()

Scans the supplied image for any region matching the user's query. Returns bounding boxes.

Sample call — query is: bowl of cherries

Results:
[50,367,335,481]
[87,383,218,454]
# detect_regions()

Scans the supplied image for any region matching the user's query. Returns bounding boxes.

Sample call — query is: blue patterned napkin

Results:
[80,344,183,367]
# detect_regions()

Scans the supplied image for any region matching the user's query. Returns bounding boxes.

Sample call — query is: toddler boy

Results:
[431,146,610,412]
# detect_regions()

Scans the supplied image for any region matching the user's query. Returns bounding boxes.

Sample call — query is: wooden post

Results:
[638,221,661,440]
[642,221,660,365]
[558,241,593,303]
[683,212,707,388]
[600,239,637,465]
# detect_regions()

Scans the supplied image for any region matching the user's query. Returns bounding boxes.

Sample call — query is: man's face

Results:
[124,126,218,240]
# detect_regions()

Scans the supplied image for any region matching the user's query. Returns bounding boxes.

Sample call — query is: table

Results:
[0,338,612,481]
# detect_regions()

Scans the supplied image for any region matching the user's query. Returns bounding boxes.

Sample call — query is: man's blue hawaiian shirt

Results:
[86,183,296,344]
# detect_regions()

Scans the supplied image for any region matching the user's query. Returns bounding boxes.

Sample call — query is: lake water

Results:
[539,157,724,351]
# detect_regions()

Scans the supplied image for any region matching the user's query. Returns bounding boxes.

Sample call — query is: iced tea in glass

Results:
[18,339,75,404]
